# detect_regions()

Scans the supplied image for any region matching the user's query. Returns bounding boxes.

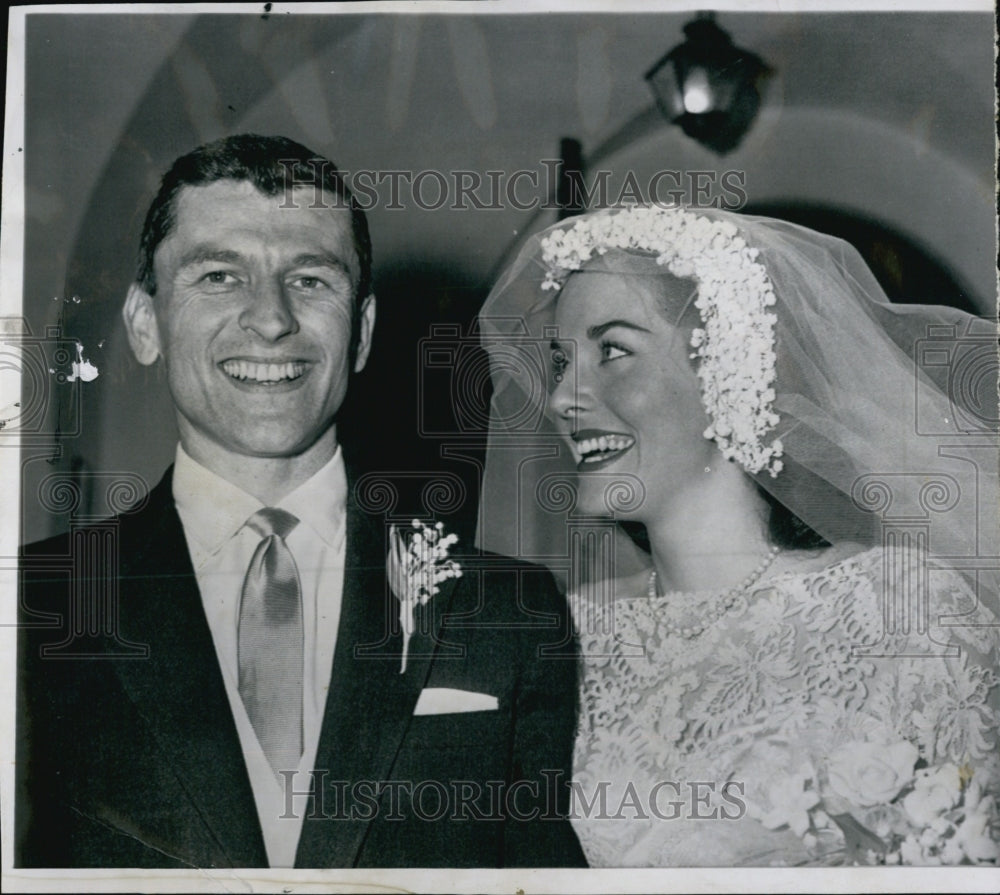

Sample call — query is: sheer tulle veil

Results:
[476,206,999,620]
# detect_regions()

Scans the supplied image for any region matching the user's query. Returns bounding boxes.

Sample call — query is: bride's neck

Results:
[644,463,773,593]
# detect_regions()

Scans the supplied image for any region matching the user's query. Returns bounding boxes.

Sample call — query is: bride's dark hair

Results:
[755,484,831,550]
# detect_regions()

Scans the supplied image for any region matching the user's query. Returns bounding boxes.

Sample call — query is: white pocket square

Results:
[413,687,499,716]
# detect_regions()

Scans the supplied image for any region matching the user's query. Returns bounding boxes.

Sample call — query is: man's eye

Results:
[202,271,237,285]
[290,275,327,290]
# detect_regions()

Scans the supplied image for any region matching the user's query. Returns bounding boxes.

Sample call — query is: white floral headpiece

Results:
[540,205,784,477]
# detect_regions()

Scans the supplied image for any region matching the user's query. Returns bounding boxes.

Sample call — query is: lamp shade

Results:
[645,16,770,154]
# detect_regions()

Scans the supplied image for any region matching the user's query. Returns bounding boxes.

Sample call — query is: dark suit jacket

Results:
[16,468,586,868]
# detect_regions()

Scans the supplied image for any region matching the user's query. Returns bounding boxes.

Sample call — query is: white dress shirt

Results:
[172,444,347,867]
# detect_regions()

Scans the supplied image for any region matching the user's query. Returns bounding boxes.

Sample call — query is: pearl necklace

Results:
[647,545,782,639]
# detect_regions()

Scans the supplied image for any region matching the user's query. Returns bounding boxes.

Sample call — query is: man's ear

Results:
[353,294,376,373]
[122,283,162,366]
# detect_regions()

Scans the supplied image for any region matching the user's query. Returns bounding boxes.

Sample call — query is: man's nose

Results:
[238,279,299,341]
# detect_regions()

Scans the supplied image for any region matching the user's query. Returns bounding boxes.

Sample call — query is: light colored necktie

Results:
[238,507,303,777]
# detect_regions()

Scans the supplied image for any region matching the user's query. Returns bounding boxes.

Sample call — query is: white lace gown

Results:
[568,547,1000,866]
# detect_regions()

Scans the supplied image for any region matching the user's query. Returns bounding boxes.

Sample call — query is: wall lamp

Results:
[645,13,770,154]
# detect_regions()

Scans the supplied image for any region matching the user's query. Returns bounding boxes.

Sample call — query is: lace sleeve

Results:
[870,549,999,765]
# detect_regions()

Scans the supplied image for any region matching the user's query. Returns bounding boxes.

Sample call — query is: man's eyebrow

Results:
[177,247,243,269]
[586,319,653,339]
[175,248,354,281]
[289,253,353,280]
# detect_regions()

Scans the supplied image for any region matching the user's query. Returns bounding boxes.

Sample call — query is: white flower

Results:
[825,740,918,808]
[540,206,783,476]
[899,833,928,864]
[758,771,821,837]
[387,519,462,673]
[736,739,821,837]
[954,781,1000,863]
[902,764,961,827]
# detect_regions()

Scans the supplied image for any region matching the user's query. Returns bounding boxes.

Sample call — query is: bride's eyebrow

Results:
[587,320,652,339]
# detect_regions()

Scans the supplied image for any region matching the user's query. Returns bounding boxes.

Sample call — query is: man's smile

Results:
[220,358,308,386]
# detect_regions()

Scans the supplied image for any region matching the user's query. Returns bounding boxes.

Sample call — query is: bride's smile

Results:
[572,429,636,469]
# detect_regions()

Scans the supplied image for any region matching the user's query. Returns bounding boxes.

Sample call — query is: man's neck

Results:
[178,428,340,505]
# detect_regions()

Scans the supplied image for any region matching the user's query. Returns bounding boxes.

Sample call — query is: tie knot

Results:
[245,507,300,541]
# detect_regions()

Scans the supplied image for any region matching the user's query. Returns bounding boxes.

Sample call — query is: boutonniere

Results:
[388,520,462,673]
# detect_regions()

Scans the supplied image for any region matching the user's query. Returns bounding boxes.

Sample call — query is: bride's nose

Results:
[548,364,590,421]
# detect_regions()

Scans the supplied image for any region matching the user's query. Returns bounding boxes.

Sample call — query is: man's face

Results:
[126,180,373,462]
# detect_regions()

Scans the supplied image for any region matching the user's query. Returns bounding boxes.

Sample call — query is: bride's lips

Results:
[572,428,636,471]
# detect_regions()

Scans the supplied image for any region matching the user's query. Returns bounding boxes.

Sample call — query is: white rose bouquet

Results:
[733,736,999,864]
[804,740,997,864]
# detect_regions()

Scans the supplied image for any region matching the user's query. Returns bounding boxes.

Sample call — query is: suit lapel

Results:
[296,487,459,867]
[111,470,266,867]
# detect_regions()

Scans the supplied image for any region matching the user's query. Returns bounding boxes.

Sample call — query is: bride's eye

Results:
[600,340,631,362]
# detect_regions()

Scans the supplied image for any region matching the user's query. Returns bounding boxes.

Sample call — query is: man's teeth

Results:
[222,360,304,382]
[577,434,635,460]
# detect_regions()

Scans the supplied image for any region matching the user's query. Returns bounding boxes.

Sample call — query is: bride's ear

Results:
[122,283,162,366]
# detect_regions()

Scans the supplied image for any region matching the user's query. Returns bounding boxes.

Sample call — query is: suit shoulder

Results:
[21,470,173,557]
[461,549,562,587]
[473,549,558,575]
[19,505,149,565]
[451,549,566,617]
[19,528,76,619]
[20,528,72,559]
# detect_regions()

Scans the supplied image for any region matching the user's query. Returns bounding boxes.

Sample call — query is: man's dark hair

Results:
[136,134,373,305]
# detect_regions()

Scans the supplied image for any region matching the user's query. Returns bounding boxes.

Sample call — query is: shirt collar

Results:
[172,444,347,558]
[279,449,347,549]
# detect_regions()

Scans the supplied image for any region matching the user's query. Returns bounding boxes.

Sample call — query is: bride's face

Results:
[548,271,716,520]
